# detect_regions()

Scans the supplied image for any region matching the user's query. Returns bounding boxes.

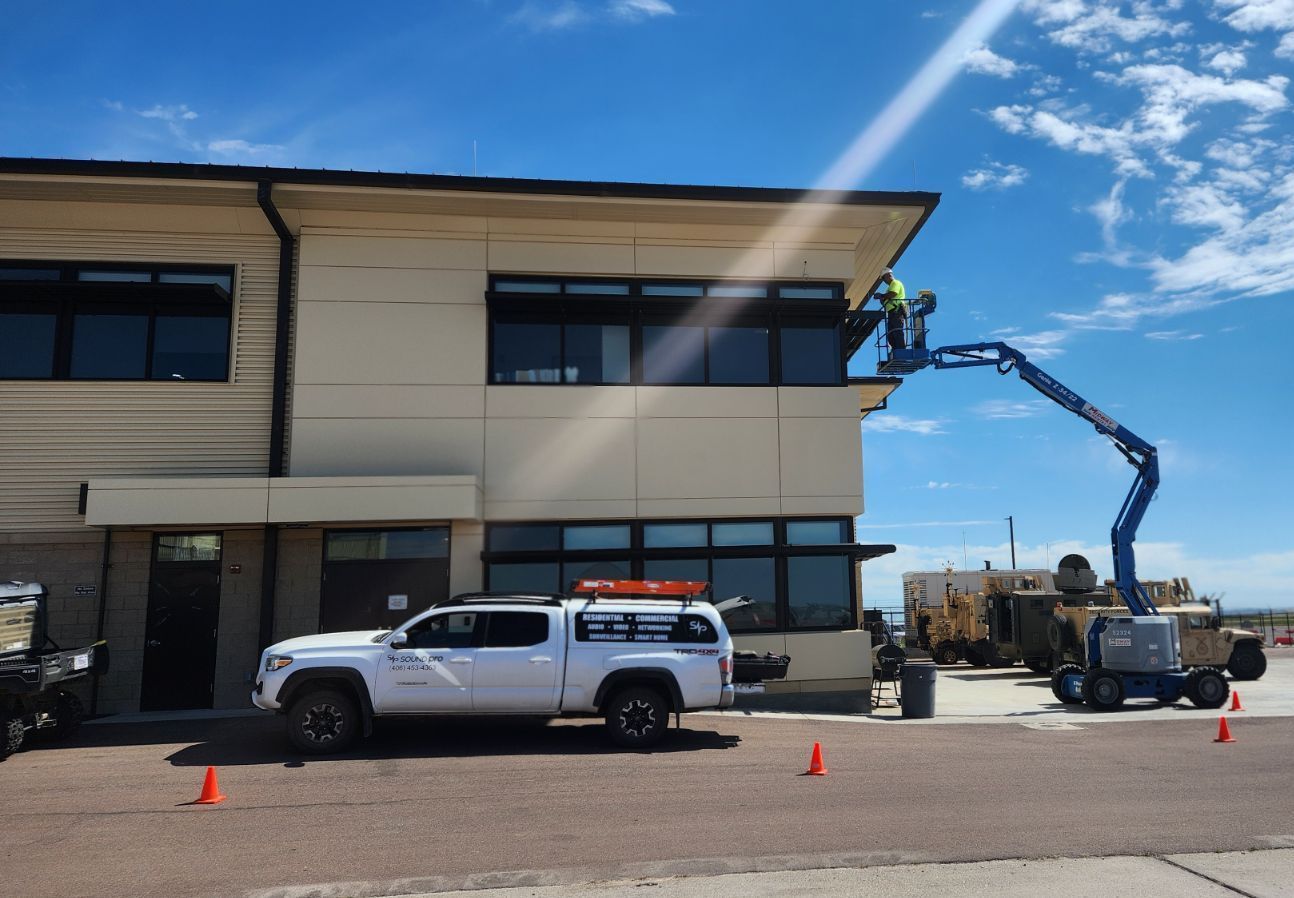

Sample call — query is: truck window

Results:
[484,611,550,648]
[407,612,477,649]
[1187,615,1207,629]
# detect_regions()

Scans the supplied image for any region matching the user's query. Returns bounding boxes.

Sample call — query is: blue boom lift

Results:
[866,311,1229,712]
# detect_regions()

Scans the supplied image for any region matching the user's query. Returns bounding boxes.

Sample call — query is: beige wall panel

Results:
[294,385,485,419]
[634,244,775,278]
[636,386,777,419]
[634,222,862,244]
[484,418,635,501]
[772,246,856,280]
[779,417,862,498]
[487,217,634,239]
[777,386,859,418]
[486,385,635,419]
[86,485,268,526]
[268,481,481,523]
[732,634,788,656]
[784,631,871,680]
[487,239,635,275]
[297,265,486,305]
[636,497,783,518]
[483,499,638,521]
[0,200,270,236]
[779,495,864,516]
[289,418,485,478]
[637,417,779,499]
[450,522,485,595]
[293,301,486,385]
[297,209,487,233]
[298,234,486,270]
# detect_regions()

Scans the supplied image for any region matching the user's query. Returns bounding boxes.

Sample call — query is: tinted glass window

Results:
[712,522,774,546]
[564,283,630,295]
[493,319,561,383]
[779,286,838,299]
[156,533,222,562]
[488,562,560,593]
[563,524,631,550]
[643,523,708,548]
[494,281,560,293]
[0,268,60,280]
[641,284,704,297]
[78,270,151,282]
[787,555,852,629]
[708,285,766,298]
[158,271,233,293]
[786,520,849,544]
[643,558,710,598]
[0,313,56,377]
[485,611,550,647]
[489,525,560,552]
[780,320,841,384]
[563,559,631,589]
[327,529,449,561]
[712,556,776,630]
[642,322,705,384]
[70,313,149,378]
[708,325,770,384]
[564,321,630,384]
[408,612,477,649]
[151,314,229,381]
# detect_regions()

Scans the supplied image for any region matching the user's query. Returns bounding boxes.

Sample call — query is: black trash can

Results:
[901,662,937,719]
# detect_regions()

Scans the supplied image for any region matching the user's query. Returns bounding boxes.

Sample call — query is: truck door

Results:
[373,611,480,712]
[471,610,561,712]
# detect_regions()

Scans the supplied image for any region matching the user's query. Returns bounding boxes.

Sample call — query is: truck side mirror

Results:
[390,631,410,650]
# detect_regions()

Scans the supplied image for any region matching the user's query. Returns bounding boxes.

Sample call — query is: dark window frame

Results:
[486,276,847,388]
[0,260,236,382]
[481,516,860,633]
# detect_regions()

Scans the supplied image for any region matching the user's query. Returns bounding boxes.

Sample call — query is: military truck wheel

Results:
[0,714,25,760]
[1185,667,1229,709]
[1082,668,1125,711]
[34,690,84,742]
[286,689,360,755]
[605,686,669,749]
[1046,617,1075,653]
[964,647,989,667]
[1051,663,1084,704]
[1023,658,1052,675]
[1227,643,1266,681]
[934,644,960,666]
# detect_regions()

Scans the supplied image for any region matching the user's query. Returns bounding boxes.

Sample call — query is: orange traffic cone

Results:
[1214,716,1236,744]
[804,742,828,776]
[193,766,227,804]
[1229,691,1245,712]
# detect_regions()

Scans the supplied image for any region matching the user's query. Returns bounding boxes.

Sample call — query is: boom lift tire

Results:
[1050,663,1084,704]
[286,688,360,755]
[1226,643,1266,681]
[33,690,84,742]
[1184,667,1229,709]
[605,686,669,749]
[1082,668,1126,711]
[0,714,25,760]
[934,644,960,666]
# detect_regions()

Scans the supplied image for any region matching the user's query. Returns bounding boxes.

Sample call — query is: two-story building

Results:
[0,158,937,714]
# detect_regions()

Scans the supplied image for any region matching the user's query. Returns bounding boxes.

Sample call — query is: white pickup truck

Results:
[253,581,786,753]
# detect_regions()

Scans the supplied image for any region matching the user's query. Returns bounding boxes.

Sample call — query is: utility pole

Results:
[1006,515,1016,569]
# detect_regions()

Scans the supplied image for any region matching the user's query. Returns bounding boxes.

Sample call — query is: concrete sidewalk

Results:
[257,850,1294,898]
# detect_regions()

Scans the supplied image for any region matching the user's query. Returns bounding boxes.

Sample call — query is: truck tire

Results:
[1023,657,1052,675]
[1184,667,1229,709]
[964,647,989,667]
[286,688,360,755]
[1046,617,1074,653]
[1051,663,1084,704]
[1226,643,1266,681]
[934,644,960,666]
[0,714,25,760]
[1082,668,1125,711]
[605,686,669,749]
[35,690,84,742]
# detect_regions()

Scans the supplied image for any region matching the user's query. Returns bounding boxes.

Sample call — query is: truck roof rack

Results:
[569,579,711,603]
[435,592,566,608]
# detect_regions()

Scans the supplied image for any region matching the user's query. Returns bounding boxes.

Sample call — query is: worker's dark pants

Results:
[886,307,907,351]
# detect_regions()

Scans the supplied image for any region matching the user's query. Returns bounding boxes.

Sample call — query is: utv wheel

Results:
[1051,663,1084,705]
[1227,644,1266,681]
[0,714,25,760]
[34,690,84,742]
[1185,667,1230,709]
[287,689,360,755]
[1082,668,1125,711]
[605,686,669,749]
[934,645,960,666]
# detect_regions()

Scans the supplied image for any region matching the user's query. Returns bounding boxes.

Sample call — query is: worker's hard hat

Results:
[881,267,893,276]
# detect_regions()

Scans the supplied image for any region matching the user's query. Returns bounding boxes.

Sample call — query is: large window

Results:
[487,277,845,387]
[483,517,862,632]
[0,262,234,381]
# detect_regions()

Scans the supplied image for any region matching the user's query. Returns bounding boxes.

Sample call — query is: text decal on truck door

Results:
[575,612,719,644]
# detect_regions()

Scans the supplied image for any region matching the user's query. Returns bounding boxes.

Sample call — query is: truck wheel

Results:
[1227,644,1267,681]
[1185,667,1229,709]
[1023,658,1052,675]
[0,714,25,760]
[605,686,669,749]
[1046,617,1074,653]
[964,647,989,667]
[287,689,360,755]
[934,645,960,666]
[35,690,85,742]
[1051,663,1084,704]
[1082,668,1125,711]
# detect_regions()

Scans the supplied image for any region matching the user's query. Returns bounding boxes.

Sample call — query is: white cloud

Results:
[862,415,949,435]
[508,0,589,30]
[1023,0,1192,53]
[1145,329,1205,339]
[1205,48,1248,74]
[1164,182,1249,231]
[1212,0,1294,33]
[963,44,1024,77]
[921,9,944,18]
[975,399,1054,419]
[101,99,123,112]
[1278,32,1294,58]
[207,138,285,159]
[1008,329,1072,357]
[608,0,675,20]
[962,161,1029,190]
[137,103,198,122]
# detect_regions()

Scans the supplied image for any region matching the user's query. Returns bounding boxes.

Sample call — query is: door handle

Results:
[529,656,552,664]
[147,640,162,647]
[449,657,473,664]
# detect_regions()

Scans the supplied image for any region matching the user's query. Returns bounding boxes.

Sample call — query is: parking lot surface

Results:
[5,691,1292,898]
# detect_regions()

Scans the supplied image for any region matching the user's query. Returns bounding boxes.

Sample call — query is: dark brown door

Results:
[140,533,223,711]
[320,528,450,633]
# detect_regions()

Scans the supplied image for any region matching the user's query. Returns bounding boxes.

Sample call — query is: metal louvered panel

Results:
[0,227,280,532]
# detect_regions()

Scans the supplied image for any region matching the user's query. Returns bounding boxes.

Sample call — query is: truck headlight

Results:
[265,655,293,672]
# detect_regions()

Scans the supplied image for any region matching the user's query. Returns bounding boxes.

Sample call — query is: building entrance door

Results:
[321,528,451,633]
[140,533,223,711]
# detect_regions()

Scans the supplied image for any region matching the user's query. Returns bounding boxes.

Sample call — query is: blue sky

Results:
[3,0,1291,609]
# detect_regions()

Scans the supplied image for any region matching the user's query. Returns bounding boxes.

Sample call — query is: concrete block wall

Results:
[212,530,264,708]
[273,528,323,642]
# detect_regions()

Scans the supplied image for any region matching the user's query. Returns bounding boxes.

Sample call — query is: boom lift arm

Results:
[929,342,1160,617]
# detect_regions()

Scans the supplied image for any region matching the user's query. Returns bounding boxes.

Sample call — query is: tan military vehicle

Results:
[915,569,1022,666]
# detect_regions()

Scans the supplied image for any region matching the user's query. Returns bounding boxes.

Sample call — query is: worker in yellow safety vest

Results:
[873,267,907,351]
